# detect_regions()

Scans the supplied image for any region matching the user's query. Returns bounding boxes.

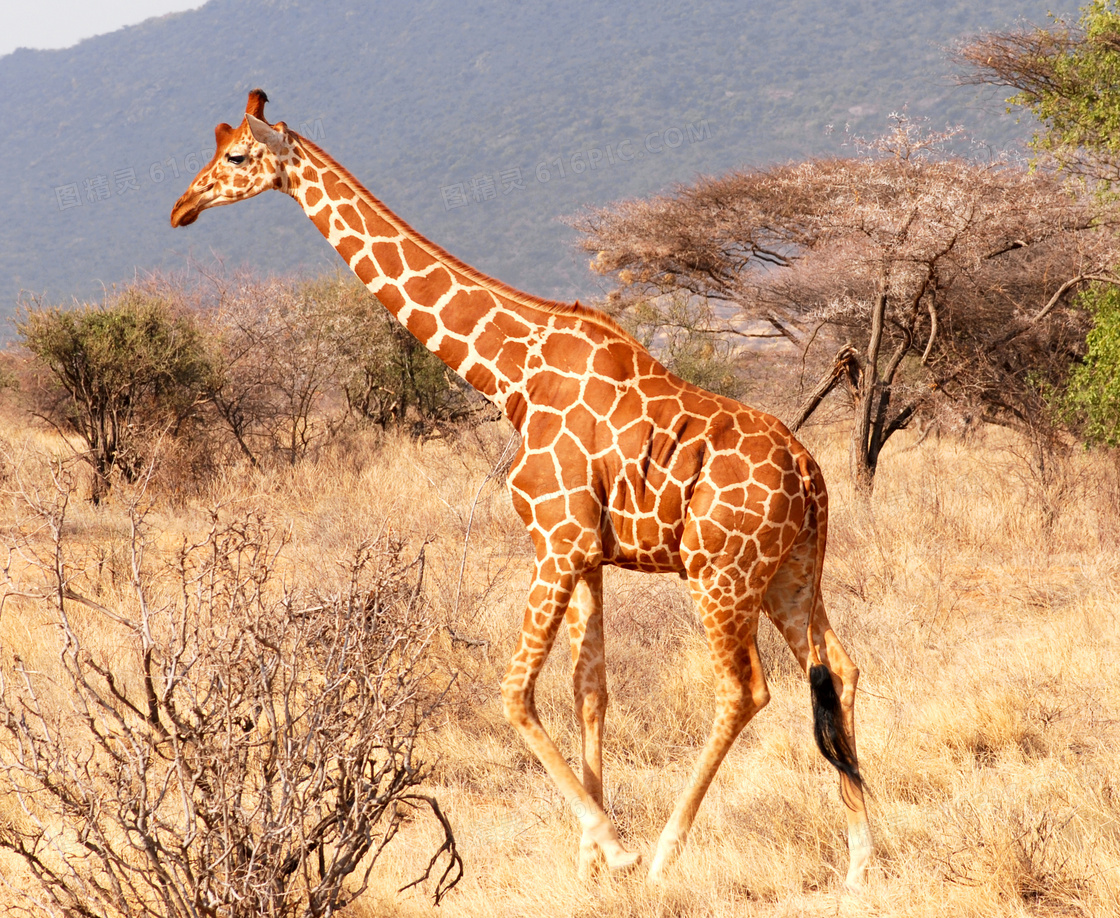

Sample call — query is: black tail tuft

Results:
[809,664,864,796]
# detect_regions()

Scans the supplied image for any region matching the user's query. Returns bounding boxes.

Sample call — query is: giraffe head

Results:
[170,89,294,227]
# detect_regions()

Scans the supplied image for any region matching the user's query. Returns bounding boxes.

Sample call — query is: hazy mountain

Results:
[0,0,1056,326]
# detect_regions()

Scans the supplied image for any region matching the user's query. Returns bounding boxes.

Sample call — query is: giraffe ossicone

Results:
[171,89,874,889]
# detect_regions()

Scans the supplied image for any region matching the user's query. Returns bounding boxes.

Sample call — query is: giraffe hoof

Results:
[603,845,641,874]
[647,832,686,884]
[646,857,671,885]
[843,868,870,895]
[577,837,603,881]
[648,857,678,885]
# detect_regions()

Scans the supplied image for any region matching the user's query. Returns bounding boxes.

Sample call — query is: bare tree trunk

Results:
[851,283,888,494]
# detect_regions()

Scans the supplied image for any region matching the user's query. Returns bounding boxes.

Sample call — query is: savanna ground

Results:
[1,403,1118,917]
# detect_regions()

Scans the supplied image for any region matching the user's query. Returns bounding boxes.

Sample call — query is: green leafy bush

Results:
[17,289,212,500]
[1064,282,1120,446]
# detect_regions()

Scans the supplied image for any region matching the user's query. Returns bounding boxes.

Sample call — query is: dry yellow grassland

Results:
[1,414,1117,917]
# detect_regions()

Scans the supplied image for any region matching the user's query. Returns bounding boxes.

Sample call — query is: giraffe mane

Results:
[294,133,641,346]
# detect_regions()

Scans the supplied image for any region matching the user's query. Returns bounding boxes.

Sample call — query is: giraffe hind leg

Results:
[764,556,874,888]
[649,576,770,882]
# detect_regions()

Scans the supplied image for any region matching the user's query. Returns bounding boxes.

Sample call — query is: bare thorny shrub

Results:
[0,467,461,918]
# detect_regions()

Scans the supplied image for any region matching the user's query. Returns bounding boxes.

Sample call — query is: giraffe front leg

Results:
[501,557,639,876]
[565,567,608,879]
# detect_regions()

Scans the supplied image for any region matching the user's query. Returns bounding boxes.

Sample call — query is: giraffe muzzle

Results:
[170,182,217,227]
[170,195,201,227]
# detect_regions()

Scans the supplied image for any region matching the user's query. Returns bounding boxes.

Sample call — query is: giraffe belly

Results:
[602,541,687,575]
[599,474,690,575]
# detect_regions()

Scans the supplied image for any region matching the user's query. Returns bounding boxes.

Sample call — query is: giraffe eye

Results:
[226,154,246,165]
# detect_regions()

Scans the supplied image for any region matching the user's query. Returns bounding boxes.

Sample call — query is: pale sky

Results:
[0,1,204,58]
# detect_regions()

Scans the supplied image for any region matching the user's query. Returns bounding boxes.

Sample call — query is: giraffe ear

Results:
[247,113,290,155]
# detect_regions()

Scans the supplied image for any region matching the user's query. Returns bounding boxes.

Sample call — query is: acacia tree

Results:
[576,119,1119,491]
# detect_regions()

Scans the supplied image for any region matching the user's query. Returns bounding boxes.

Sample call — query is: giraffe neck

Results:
[281,136,635,424]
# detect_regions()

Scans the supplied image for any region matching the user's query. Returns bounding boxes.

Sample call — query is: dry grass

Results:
[2,413,1118,917]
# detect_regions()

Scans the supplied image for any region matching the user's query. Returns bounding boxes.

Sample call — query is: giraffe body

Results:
[171,90,874,888]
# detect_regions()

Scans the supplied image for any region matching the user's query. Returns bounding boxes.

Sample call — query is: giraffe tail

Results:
[809,663,863,794]
[796,453,864,795]
[795,453,827,671]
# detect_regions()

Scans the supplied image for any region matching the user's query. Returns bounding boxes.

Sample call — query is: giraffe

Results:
[171,89,874,888]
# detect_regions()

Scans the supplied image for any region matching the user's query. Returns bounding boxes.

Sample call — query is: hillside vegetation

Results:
[0,0,1054,318]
